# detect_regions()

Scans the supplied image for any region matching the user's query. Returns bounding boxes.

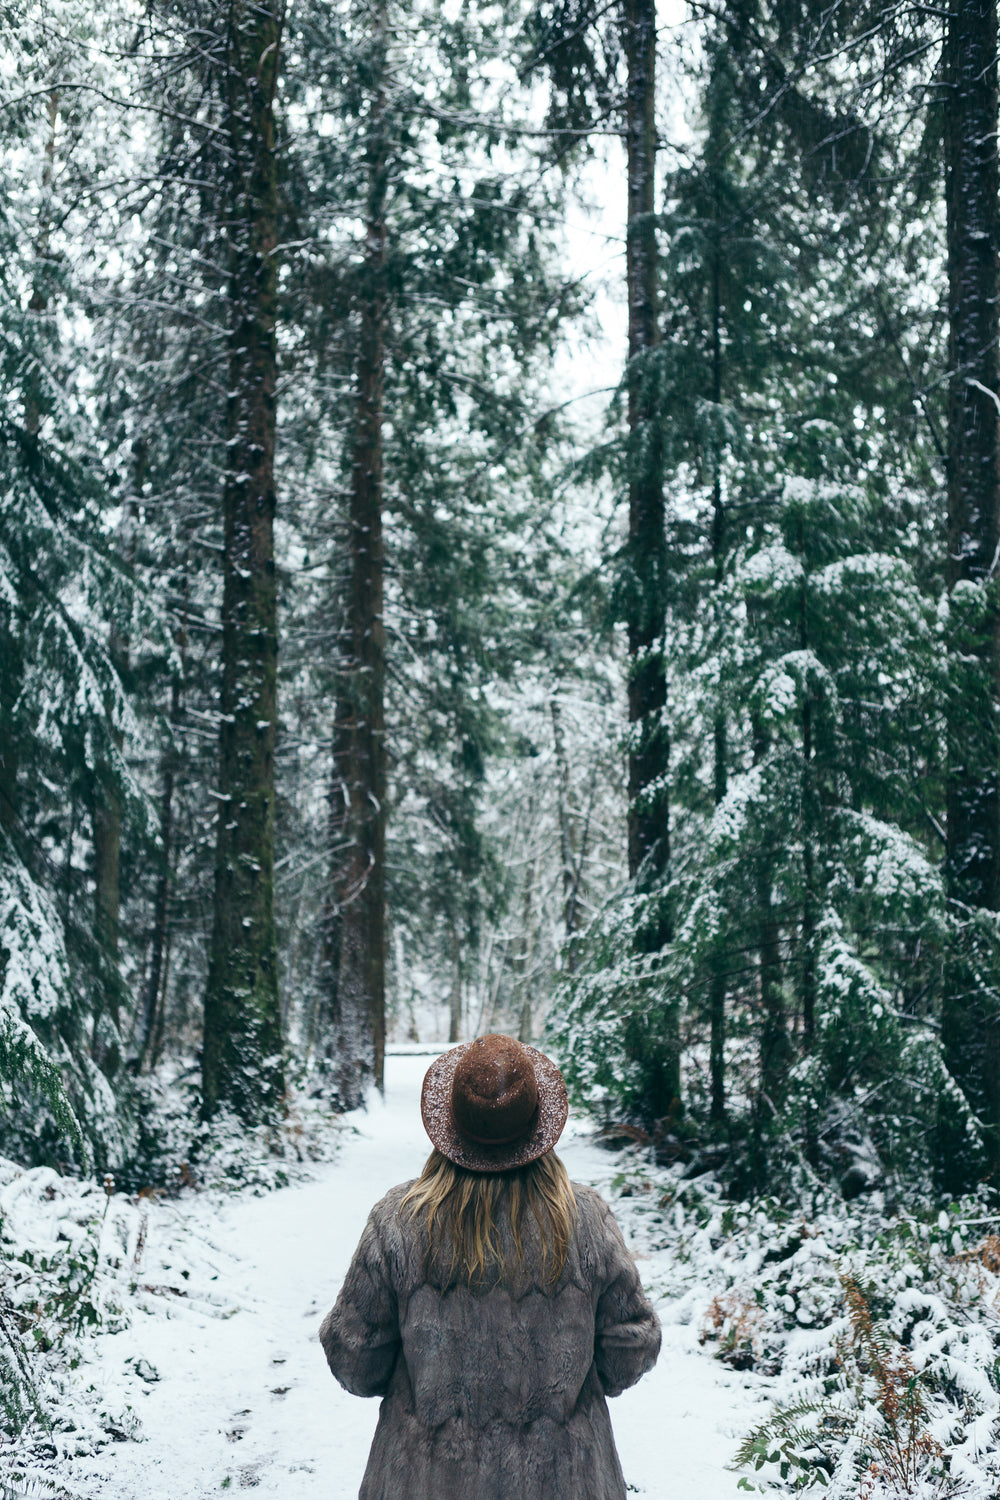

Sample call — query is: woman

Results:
[320,1033,661,1499]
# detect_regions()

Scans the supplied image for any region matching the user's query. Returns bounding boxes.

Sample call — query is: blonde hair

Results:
[401,1148,577,1286]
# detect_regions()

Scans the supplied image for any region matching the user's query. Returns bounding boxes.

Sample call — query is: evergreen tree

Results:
[0,1,147,1166]
[276,0,583,1091]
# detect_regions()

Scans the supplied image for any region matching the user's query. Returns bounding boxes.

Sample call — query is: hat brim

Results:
[421,1042,569,1173]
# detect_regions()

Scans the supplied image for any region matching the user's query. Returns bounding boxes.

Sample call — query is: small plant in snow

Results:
[735,1274,949,1497]
[581,1149,1000,1499]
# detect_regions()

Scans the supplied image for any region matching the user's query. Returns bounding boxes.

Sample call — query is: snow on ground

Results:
[62,1053,757,1499]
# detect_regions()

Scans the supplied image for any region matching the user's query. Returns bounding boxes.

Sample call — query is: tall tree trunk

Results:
[202,0,285,1124]
[623,0,668,886]
[131,596,185,1075]
[751,712,788,1186]
[4,92,57,834]
[797,512,820,1051]
[325,0,389,1102]
[621,0,677,1122]
[93,441,143,989]
[132,729,174,1072]
[942,0,1000,1178]
[709,224,727,1126]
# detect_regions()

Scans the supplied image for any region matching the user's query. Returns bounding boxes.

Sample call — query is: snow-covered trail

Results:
[73,1055,755,1499]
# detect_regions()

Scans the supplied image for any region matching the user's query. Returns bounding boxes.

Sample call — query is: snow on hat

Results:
[420,1033,569,1173]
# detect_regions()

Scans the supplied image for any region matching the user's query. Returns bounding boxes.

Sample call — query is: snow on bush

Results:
[585,1152,1000,1499]
[0,1087,346,1493]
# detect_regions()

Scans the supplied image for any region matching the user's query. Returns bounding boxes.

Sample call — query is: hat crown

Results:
[451,1034,539,1146]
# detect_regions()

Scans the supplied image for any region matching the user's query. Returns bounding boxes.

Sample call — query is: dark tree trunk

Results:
[515,851,538,1044]
[942,0,1000,1176]
[449,934,463,1043]
[709,231,727,1127]
[4,94,56,834]
[132,635,183,1074]
[322,0,389,1105]
[0,640,20,839]
[796,510,820,1059]
[752,715,788,1156]
[551,701,580,956]
[202,0,285,1124]
[758,875,786,1104]
[800,704,818,1048]
[92,768,122,966]
[620,0,678,1123]
[133,749,173,1071]
[92,443,143,987]
[623,0,668,887]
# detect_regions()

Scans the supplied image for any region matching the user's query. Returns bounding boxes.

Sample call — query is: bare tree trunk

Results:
[202,0,285,1124]
[709,229,727,1127]
[324,0,390,1104]
[942,0,1000,1180]
[132,746,173,1071]
[620,0,678,1123]
[449,943,462,1044]
[751,713,788,1187]
[4,93,57,832]
[795,507,821,1126]
[93,442,144,995]
[623,0,669,889]
[550,701,580,961]
[515,854,538,1043]
[132,596,185,1074]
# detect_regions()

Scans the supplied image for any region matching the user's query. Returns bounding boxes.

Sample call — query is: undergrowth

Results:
[0,1076,347,1489]
[589,1154,1000,1499]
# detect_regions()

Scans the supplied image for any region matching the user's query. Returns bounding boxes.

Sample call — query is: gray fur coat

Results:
[319,1179,661,1500]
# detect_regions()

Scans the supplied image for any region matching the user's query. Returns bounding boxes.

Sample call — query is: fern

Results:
[734,1276,953,1497]
[735,1394,850,1490]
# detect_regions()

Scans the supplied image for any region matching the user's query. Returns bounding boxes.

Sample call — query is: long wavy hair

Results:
[401,1148,577,1286]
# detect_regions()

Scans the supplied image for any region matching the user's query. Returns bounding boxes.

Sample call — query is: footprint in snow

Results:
[226,1408,252,1442]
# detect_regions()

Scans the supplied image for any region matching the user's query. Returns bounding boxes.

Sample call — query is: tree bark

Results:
[752,715,788,1145]
[515,852,538,1043]
[0,639,20,839]
[620,0,678,1124]
[709,226,727,1126]
[132,624,183,1074]
[449,948,462,1044]
[550,701,580,959]
[4,92,57,833]
[623,0,669,887]
[93,442,143,983]
[324,0,389,1103]
[942,0,1000,1174]
[202,0,285,1124]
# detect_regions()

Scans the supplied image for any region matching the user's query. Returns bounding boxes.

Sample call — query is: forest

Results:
[3,0,1000,1493]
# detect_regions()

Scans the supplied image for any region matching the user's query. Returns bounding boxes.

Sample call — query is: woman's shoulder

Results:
[569,1181,614,1220]
[568,1182,631,1266]
[367,1179,418,1225]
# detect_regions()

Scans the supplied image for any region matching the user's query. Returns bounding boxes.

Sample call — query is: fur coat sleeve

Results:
[592,1196,661,1398]
[319,1203,400,1398]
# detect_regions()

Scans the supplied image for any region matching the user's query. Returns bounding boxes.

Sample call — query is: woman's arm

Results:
[319,1203,401,1398]
[593,1201,661,1398]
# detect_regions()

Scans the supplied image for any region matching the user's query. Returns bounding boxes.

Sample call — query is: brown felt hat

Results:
[421,1034,569,1173]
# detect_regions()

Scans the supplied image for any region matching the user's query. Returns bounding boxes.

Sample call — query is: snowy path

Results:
[71,1055,756,1499]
